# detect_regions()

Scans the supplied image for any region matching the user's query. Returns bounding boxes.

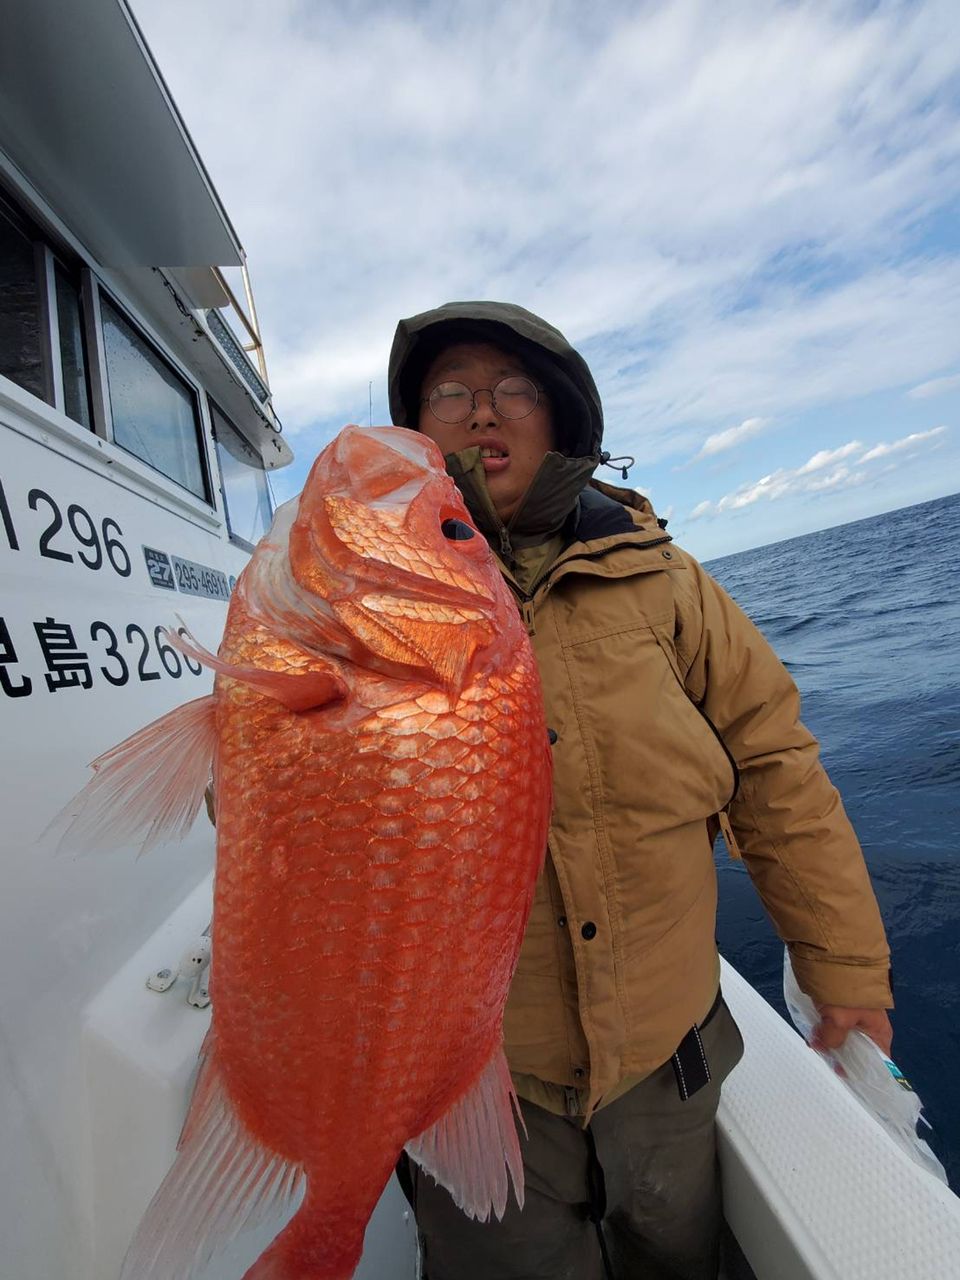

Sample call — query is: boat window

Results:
[211,400,273,549]
[0,190,95,431]
[0,202,46,400]
[101,295,210,501]
[54,264,93,430]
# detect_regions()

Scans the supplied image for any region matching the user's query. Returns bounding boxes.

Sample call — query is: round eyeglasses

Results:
[421,376,542,424]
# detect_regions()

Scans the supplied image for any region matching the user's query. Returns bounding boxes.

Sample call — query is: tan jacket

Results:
[502,483,892,1114]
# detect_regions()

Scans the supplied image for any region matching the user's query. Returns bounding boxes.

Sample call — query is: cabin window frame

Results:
[80,268,111,441]
[34,243,62,409]
[0,189,93,423]
[52,254,96,432]
[208,396,274,553]
[93,284,214,506]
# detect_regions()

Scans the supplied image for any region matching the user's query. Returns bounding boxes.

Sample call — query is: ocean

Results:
[706,490,960,1191]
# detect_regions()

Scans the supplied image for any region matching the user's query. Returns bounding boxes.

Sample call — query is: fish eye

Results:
[440,517,476,541]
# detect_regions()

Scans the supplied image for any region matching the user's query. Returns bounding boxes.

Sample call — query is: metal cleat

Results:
[146,966,177,993]
[187,973,211,1009]
[145,925,212,1006]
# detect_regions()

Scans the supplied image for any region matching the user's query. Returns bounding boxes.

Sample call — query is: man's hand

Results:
[812,1005,893,1056]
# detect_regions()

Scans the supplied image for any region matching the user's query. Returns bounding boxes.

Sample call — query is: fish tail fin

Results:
[239,1185,365,1280]
[405,1041,524,1222]
[120,1042,306,1280]
[47,693,218,857]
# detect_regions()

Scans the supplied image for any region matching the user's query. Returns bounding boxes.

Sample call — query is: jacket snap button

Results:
[557,915,567,928]
[581,921,597,940]
[662,549,673,559]
[547,728,558,745]
[573,1067,585,1079]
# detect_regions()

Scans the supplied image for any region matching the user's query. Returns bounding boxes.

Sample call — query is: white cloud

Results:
[692,427,947,519]
[859,425,947,463]
[692,417,768,461]
[600,261,960,466]
[908,373,960,399]
[804,464,865,493]
[717,472,792,511]
[796,441,865,474]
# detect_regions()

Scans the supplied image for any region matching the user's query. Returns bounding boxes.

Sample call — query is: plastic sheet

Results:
[783,948,948,1185]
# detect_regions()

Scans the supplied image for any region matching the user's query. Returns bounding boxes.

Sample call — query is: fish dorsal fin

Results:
[49,694,219,857]
[169,626,346,712]
[404,1043,524,1222]
[120,1040,306,1280]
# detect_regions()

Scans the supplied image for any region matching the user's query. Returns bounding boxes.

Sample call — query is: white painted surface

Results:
[718,958,960,1280]
[0,397,417,1277]
[0,10,297,1274]
[82,878,419,1280]
[0,403,245,1278]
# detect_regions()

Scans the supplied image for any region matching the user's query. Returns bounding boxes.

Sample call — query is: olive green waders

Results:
[400,998,744,1280]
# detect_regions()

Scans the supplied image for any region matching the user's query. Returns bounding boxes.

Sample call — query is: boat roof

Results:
[0,0,243,270]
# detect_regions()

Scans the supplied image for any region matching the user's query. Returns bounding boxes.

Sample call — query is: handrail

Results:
[210,261,269,386]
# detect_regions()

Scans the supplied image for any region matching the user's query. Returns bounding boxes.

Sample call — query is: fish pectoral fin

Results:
[404,1042,524,1222]
[168,624,346,712]
[120,1040,306,1280]
[47,694,218,858]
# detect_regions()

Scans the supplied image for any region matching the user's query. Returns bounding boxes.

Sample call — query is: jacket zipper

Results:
[697,707,741,806]
[518,597,536,635]
[717,809,742,860]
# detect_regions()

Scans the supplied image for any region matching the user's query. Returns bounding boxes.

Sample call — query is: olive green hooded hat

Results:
[388,301,606,552]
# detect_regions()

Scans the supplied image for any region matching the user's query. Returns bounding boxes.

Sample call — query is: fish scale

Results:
[231,692,532,1229]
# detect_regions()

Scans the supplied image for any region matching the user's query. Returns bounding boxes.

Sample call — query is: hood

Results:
[388,300,604,459]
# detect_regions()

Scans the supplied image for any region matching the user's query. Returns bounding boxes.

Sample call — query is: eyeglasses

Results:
[421,376,542,424]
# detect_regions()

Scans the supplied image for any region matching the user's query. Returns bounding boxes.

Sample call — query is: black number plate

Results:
[143,546,176,590]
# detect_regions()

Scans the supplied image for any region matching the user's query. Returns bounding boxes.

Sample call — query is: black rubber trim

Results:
[573,486,638,540]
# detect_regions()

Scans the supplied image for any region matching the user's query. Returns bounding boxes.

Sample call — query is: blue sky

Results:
[134,0,960,559]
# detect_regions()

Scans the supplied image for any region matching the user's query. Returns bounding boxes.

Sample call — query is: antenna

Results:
[369,381,373,427]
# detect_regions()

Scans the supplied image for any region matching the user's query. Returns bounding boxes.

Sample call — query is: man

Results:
[388,301,893,1280]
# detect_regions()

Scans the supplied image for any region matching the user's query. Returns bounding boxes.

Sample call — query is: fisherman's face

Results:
[417,342,556,523]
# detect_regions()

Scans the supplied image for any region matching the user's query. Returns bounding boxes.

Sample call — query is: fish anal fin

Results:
[120,1041,305,1280]
[49,694,218,857]
[167,625,346,712]
[405,1043,524,1222]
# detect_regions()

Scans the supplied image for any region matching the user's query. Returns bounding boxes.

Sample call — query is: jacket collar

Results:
[443,446,602,560]
[491,484,675,601]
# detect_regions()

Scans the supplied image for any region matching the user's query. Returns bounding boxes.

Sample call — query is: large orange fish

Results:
[65,425,552,1279]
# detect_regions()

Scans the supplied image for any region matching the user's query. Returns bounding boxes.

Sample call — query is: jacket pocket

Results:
[651,624,739,808]
[562,623,735,834]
